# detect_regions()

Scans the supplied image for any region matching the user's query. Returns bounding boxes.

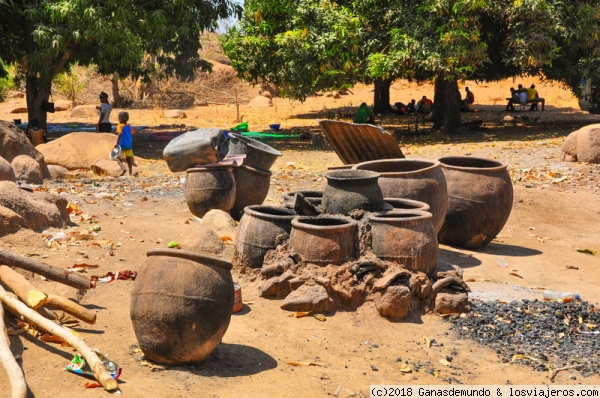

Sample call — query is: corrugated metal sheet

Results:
[318,120,405,165]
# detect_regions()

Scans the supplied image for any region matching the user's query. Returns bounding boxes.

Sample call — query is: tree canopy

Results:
[222,0,600,132]
[0,0,242,127]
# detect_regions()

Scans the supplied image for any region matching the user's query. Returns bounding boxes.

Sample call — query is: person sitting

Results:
[506,87,520,111]
[392,102,407,115]
[416,96,433,114]
[353,102,375,124]
[519,88,528,107]
[405,99,416,114]
[461,87,475,111]
[26,119,46,146]
[526,84,545,111]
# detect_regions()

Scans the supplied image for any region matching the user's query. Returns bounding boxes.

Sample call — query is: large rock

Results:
[0,206,27,237]
[69,105,100,118]
[91,159,125,177]
[11,155,43,184]
[54,100,74,111]
[434,288,470,315]
[37,132,116,170]
[560,125,600,163]
[47,164,70,179]
[248,96,272,108]
[0,181,70,232]
[280,284,334,312]
[0,120,50,178]
[0,156,16,182]
[375,285,411,319]
[164,109,187,118]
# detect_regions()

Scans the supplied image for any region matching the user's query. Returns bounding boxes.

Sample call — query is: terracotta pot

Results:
[384,197,430,213]
[282,190,323,208]
[320,165,354,190]
[353,158,447,233]
[322,170,385,214]
[130,249,234,364]
[230,165,271,220]
[184,166,236,218]
[367,210,438,275]
[235,205,297,268]
[290,216,358,265]
[438,156,513,249]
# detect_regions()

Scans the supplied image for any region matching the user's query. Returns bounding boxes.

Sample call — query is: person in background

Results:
[114,111,135,176]
[506,87,520,111]
[416,96,433,114]
[526,84,546,111]
[405,99,416,113]
[353,102,375,124]
[462,87,475,111]
[96,92,112,132]
[26,119,46,146]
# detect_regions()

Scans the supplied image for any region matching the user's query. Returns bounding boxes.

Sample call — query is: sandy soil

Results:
[1,78,600,398]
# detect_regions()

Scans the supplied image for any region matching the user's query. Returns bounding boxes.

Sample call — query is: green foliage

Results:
[53,69,85,101]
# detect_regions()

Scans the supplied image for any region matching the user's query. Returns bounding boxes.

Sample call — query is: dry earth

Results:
[0,77,600,398]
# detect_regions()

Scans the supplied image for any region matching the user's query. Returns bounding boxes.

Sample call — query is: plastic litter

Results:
[496,257,509,267]
[66,351,121,385]
[543,290,581,302]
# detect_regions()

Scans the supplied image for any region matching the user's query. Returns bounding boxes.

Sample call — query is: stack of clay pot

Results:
[166,129,282,220]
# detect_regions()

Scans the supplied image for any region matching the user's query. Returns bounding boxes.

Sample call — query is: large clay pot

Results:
[227,133,282,171]
[353,158,447,233]
[438,156,513,249]
[130,249,234,365]
[322,170,385,214]
[290,215,358,265]
[384,197,430,212]
[235,205,297,268]
[230,165,271,220]
[184,166,236,218]
[320,165,354,190]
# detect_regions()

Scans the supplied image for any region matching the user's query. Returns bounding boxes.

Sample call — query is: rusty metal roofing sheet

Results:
[318,120,405,165]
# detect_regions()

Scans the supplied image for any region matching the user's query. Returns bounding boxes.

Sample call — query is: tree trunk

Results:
[111,74,123,108]
[25,77,50,130]
[373,78,393,113]
[432,76,462,133]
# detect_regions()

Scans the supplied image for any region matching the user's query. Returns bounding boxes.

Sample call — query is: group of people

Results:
[506,84,545,112]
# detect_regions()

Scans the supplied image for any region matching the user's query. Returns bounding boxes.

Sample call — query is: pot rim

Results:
[229,132,283,156]
[244,205,297,220]
[325,169,380,181]
[438,156,507,171]
[383,197,431,211]
[234,163,272,176]
[352,158,440,177]
[186,165,234,173]
[147,249,233,270]
[367,209,433,222]
[291,215,358,230]
[283,190,323,200]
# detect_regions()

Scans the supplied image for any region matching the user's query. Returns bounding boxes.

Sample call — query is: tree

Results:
[0,0,242,128]
[223,0,599,133]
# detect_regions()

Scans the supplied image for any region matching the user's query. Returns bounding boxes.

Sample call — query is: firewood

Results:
[0,265,47,309]
[0,303,27,398]
[45,295,96,324]
[0,285,118,392]
[0,249,92,290]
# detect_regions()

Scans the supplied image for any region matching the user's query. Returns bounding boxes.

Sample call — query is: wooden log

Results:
[0,285,118,392]
[0,303,28,398]
[0,249,92,290]
[45,295,96,324]
[0,265,48,309]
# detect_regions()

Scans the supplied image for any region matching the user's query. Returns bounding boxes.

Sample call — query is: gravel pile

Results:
[446,299,600,377]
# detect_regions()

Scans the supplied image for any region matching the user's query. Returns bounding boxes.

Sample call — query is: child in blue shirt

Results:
[114,111,135,176]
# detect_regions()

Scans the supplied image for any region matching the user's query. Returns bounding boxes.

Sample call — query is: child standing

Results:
[114,111,135,176]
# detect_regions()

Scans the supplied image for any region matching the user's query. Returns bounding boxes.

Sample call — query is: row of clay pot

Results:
[327,156,513,249]
[235,205,438,275]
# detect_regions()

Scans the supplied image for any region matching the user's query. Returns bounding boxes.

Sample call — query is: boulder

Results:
[0,156,16,182]
[10,108,28,114]
[434,288,470,314]
[179,225,225,255]
[91,159,125,177]
[194,98,209,107]
[375,285,411,319]
[280,283,334,312]
[37,132,116,170]
[248,96,272,108]
[164,109,187,118]
[69,105,99,118]
[560,125,600,163]
[11,155,43,184]
[54,100,74,111]
[0,206,27,237]
[0,120,50,178]
[47,164,70,179]
[0,181,70,232]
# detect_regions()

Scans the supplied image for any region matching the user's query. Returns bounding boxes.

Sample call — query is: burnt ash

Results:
[446,299,600,377]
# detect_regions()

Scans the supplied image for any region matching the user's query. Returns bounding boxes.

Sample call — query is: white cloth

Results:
[100,103,112,123]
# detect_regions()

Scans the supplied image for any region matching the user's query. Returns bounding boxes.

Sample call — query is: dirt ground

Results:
[1,78,600,397]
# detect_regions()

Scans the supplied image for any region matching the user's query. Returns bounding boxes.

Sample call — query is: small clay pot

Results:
[367,210,438,275]
[230,164,271,220]
[384,197,430,212]
[320,165,355,190]
[184,166,236,218]
[438,156,513,249]
[322,169,385,214]
[130,249,234,365]
[290,215,358,265]
[353,158,448,233]
[235,205,297,268]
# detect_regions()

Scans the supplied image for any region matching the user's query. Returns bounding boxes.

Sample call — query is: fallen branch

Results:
[0,265,47,309]
[550,364,580,382]
[0,285,118,392]
[0,250,92,290]
[45,295,96,325]
[0,303,27,398]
